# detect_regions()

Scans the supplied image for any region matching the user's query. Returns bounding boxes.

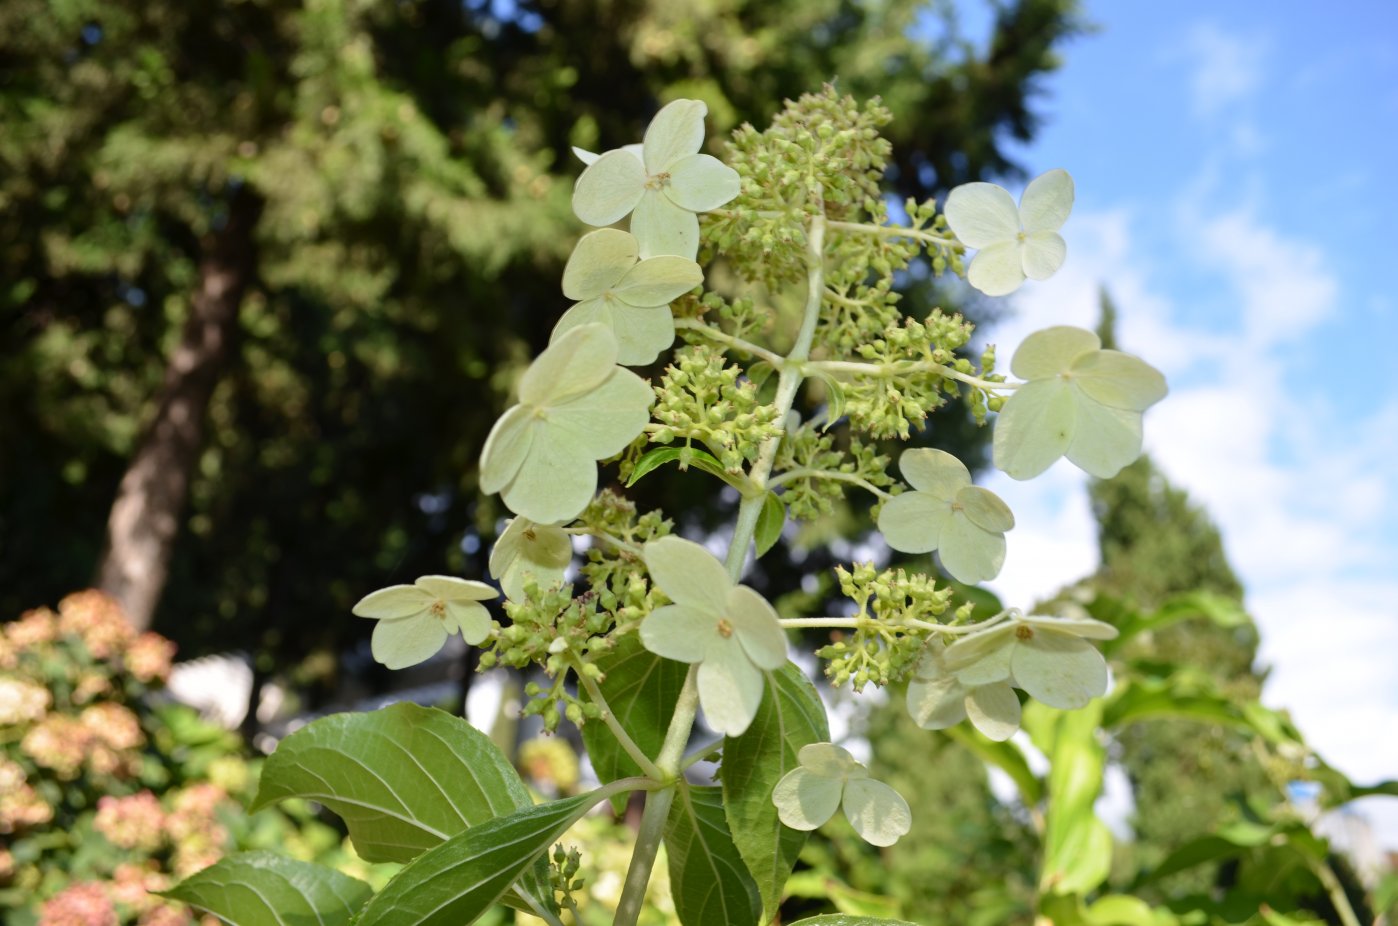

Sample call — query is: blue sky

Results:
[958,3,1398,845]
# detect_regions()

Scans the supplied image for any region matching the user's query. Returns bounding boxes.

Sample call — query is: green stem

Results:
[826,218,959,252]
[674,318,785,367]
[809,357,1014,393]
[766,466,893,499]
[573,658,664,781]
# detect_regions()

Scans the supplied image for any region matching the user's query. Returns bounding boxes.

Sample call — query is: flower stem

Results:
[572,658,664,781]
[826,218,959,252]
[808,357,1015,393]
[674,318,785,367]
[766,467,894,500]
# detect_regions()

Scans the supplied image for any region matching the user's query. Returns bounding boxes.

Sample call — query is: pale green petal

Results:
[443,600,493,645]
[993,378,1077,480]
[639,604,714,664]
[642,536,731,613]
[897,447,970,498]
[906,674,966,730]
[910,639,949,681]
[550,298,613,345]
[547,368,653,458]
[877,491,951,555]
[727,585,788,670]
[957,485,1015,533]
[1011,631,1108,709]
[939,512,1007,584]
[631,190,699,260]
[964,683,1021,741]
[352,585,432,620]
[944,181,1020,248]
[1021,230,1067,281]
[1011,326,1101,380]
[642,99,706,173]
[499,429,597,525]
[562,228,636,300]
[608,303,676,366]
[488,521,523,583]
[697,643,764,736]
[1071,350,1168,411]
[572,150,646,226]
[613,255,703,307]
[1065,396,1143,479]
[772,767,842,831]
[1020,613,1119,641]
[944,626,1015,684]
[414,576,496,602]
[371,614,449,670]
[519,323,617,407]
[489,519,573,601]
[1018,168,1074,233]
[479,405,535,495]
[841,778,911,847]
[797,742,866,780]
[967,240,1027,296]
[572,143,643,166]
[665,153,741,212]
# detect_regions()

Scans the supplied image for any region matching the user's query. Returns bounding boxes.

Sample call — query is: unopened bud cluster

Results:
[649,345,783,473]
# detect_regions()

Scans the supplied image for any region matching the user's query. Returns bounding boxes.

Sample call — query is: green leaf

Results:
[163,851,371,926]
[626,445,741,489]
[356,788,625,926]
[1028,702,1112,898]
[251,704,532,864]
[1084,894,1177,926]
[754,491,786,557]
[665,784,761,926]
[1141,835,1250,884]
[943,724,1044,805]
[785,917,920,926]
[722,664,829,922]
[1102,590,1251,653]
[580,635,688,812]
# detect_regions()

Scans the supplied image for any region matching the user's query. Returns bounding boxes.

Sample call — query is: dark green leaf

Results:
[722,664,829,921]
[665,784,761,926]
[251,703,532,863]
[580,636,688,812]
[1142,835,1250,884]
[626,445,744,490]
[785,917,920,926]
[163,851,371,926]
[754,491,786,557]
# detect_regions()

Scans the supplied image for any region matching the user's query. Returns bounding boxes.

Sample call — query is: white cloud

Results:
[1180,22,1267,119]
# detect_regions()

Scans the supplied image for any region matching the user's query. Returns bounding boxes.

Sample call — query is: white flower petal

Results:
[639,603,714,664]
[944,182,1021,248]
[1065,396,1143,479]
[642,99,706,173]
[841,778,912,847]
[443,600,493,645]
[613,255,703,307]
[944,626,1015,685]
[1018,168,1074,233]
[877,491,951,555]
[631,190,699,260]
[371,614,449,670]
[572,150,646,226]
[697,643,764,736]
[547,368,654,459]
[479,405,535,495]
[773,767,843,831]
[726,585,788,670]
[499,428,597,524]
[1071,349,1168,412]
[1011,326,1101,380]
[352,585,432,620]
[519,323,617,407]
[906,674,967,730]
[642,536,732,613]
[1020,613,1119,641]
[665,153,741,212]
[967,240,1027,296]
[993,378,1077,480]
[414,576,497,601]
[572,143,643,166]
[550,298,612,346]
[1011,631,1108,709]
[797,742,866,780]
[1021,230,1067,281]
[964,682,1021,741]
[956,485,1015,533]
[490,519,573,601]
[897,447,970,498]
[608,303,676,366]
[938,511,1007,584]
[562,228,637,300]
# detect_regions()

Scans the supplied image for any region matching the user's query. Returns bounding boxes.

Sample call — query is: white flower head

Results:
[572,143,643,166]
[994,326,1168,481]
[479,323,654,524]
[571,99,740,261]
[908,612,1118,740]
[771,742,912,847]
[877,448,1014,583]
[944,168,1074,296]
[638,536,787,736]
[353,576,497,670]
[552,228,702,365]
[488,517,573,601]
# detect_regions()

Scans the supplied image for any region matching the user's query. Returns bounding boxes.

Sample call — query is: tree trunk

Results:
[96,188,262,631]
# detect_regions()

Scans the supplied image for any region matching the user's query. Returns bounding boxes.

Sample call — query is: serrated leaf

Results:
[163,852,371,926]
[722,665,828,922]
[580,635,688,813]
[251,704,532,864]
[356,786,630,926]
[665,784,761,926]
[754,492,786,557]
